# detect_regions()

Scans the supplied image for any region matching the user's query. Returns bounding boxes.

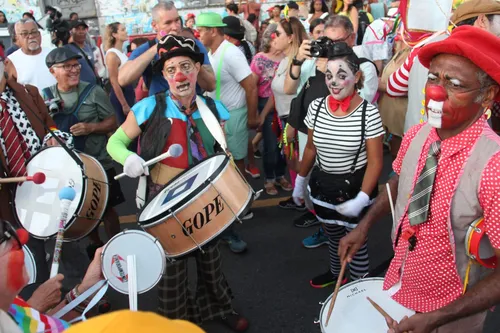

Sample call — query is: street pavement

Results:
[102,151,500,333]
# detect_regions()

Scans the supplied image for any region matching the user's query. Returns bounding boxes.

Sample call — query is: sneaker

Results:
[302,227,329,248]
[221,312,249,332]
[242,210,253,220]
[310,270,348,289]
[253,150,262,159]
[222,232,248,253]
[294,211,320,228]
[278,197,306,211]
[245,165,261,179]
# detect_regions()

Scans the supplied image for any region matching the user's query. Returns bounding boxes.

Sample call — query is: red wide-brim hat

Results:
[419,26,500,101]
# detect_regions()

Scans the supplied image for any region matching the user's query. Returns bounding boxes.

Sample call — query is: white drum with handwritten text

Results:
[101,230,166,294]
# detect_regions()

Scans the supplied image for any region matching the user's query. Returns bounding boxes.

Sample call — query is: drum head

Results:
[23,246,37,285]
[139,154,228,223]
[15,147,84,238]
[319,278,415,332]
[101,230,166,294]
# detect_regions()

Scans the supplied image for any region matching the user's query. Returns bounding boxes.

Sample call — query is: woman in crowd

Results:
[259,17,308,204]
[293,42,384,288]
[250,23,284,194]
[309,18,326,40]
[0,11,8,24]
[308,0,329,25]
[105,22,135,125]
[335,0,360,35]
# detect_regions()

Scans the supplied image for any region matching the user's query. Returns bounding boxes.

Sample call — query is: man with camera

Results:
[5,19,56,93]
[118,1,215,95]
[45,48,123,281]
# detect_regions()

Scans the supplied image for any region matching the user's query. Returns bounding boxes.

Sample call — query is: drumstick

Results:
[325,260,347,326]
[50,186,76,278]
[367,297,409,333]
[0,172,46,184]
[114,144,183,180]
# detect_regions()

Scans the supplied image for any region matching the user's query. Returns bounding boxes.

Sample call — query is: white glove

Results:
[292,175,306,206]
[124,154,149,178]
[335,191,370,218]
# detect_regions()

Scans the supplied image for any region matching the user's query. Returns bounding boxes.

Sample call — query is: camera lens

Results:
[49,102,59,113]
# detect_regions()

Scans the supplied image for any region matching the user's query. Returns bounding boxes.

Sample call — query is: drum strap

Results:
[52,280,108,321]
[196,96,227,152]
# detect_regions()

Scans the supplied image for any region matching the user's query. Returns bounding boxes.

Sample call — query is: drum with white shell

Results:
[101,230,166,294]
[318,278,415,332]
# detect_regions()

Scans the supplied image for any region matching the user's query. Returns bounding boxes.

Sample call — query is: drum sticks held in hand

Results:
[0,172,46,184]
[367,297,409,333]
[325,260,347,326]
[50,186,76,278]
[114,144,183,180]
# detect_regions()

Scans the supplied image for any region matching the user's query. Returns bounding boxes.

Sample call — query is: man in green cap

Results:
[196,12,258,254]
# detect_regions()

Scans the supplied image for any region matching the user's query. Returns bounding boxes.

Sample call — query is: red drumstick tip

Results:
[31,172,46,184]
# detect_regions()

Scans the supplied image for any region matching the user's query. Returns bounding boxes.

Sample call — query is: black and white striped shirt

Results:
[304,98,385,174]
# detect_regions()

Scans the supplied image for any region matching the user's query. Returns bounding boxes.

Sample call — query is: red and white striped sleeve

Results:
[386,48,419,97]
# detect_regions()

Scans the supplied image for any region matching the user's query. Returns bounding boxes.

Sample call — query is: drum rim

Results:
[138,153,229,225]
[101,229,166,295]
[465,217,497,268]
[22,245,37,284]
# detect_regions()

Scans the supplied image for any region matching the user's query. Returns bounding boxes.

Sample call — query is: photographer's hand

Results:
[297,40,312,62]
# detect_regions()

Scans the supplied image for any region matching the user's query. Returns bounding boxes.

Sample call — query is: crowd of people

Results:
[0,0,500,332]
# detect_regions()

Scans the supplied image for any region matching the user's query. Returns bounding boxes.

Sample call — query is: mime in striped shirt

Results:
[293,42,385,286]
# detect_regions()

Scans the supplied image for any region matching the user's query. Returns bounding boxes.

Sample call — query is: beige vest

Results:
[393,123,499,289]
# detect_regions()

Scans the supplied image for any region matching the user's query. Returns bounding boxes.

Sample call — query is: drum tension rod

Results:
[208,179,243,224]
[170,210,205,254]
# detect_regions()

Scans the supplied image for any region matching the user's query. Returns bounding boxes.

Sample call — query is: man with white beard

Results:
[5,19,56,93]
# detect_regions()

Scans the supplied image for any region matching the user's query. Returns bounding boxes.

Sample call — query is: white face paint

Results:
[427,99,444,128]
[325,59,356,101]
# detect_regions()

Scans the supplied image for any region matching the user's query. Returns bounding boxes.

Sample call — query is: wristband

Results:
[289,63,301,81]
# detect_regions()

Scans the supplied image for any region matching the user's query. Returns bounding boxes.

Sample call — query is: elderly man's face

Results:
[425,54,498,130]
[162,56,200,98]
[16,22,41,53]
[50,59,81,88]
[0,221,29,309]
[152,8,181,40]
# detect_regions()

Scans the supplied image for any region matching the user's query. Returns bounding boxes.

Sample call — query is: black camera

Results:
[309,37,334,58]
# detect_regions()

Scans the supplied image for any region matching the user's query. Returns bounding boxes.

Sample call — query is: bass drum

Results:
[14,146,109,241]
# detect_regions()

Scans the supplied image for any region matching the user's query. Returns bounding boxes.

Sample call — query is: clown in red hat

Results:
[340,25,500,333]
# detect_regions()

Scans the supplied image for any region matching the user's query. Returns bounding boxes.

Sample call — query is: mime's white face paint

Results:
[325,59,356,101]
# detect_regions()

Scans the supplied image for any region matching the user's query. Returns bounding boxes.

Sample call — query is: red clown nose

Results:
[426,84,447,102]
[175,72,187,82]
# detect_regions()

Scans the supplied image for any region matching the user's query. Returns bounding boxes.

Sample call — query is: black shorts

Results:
[105,168,125,208]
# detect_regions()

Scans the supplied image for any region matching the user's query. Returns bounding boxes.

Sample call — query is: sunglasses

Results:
[0,220,22,250]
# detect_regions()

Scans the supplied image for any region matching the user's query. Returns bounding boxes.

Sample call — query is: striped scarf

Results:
[8,297,70,333]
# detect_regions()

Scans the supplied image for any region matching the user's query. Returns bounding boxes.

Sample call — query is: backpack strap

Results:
[73,84,96,117]
[203,95,220,122]
[350,100,367,174]
[359,57,379,77]
[312,96,327,170]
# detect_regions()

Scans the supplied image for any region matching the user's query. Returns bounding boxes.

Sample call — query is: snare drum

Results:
[14,146,109,241]
[139,154,253,258]
[466,217,497,268]
[318,278,415,332]
[101,230,166,294]
[23,246,37,285]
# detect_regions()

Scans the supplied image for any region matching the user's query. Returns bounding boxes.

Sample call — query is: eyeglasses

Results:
[19,30,41,38]
[0,220,22,250]
[53,64,82,71]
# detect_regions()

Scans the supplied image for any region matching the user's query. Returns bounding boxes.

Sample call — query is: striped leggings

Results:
[322,223,369,280]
